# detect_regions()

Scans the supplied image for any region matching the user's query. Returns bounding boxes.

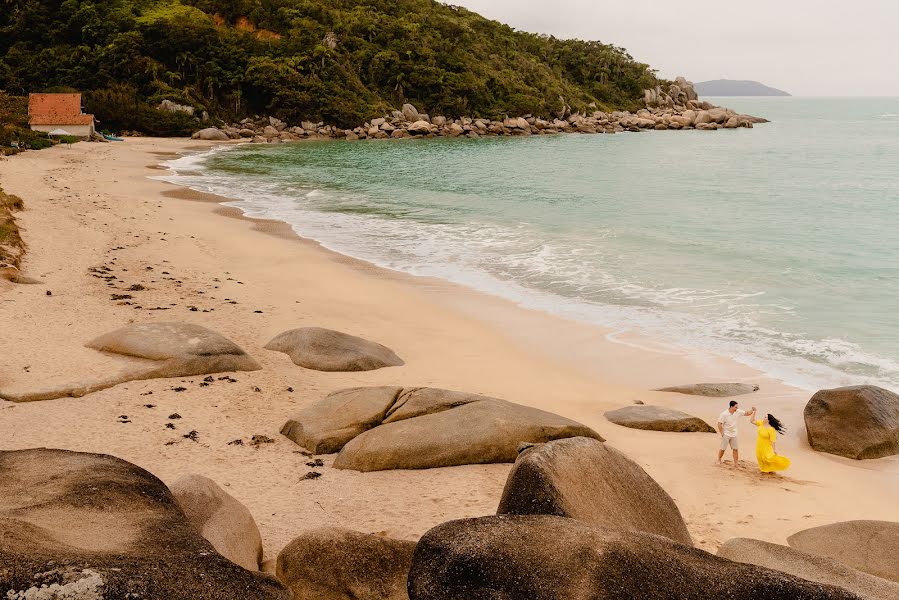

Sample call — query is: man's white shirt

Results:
[718,409,746,437]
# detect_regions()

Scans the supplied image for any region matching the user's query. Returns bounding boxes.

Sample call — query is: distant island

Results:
[694,80,791,97]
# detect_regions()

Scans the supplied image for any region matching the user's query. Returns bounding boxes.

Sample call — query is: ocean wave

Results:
[153,145,899,392]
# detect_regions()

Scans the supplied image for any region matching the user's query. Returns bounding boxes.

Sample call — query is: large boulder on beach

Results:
[496,437,692,544]
[407,515,858,600]
[656,382,760,397]
[264,327,403,372]
[0,322,261,403]
[0,448,289,599]
[88,321,261,377]
[169,474,263,571]
[282,386,603,471]
[604,405,715,433]
[804,385,899,459]
[276,527,416,600]
[788,521,899,583]
[718,537,899,600]
[193,127,230,141]
[281,386,402,454]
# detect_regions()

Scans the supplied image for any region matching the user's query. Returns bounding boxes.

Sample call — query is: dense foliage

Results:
[0,183,26,268]
[0,92,53,151]
[0,0,660,133]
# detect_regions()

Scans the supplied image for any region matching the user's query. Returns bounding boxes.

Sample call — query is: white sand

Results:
[1,138,896,562]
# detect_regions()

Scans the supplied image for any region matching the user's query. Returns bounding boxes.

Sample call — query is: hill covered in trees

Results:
[0,0,661,134]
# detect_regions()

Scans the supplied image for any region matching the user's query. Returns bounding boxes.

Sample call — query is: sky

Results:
[449,1,899,96]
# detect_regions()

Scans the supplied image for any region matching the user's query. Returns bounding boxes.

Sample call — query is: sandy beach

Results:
[1,138,896,564]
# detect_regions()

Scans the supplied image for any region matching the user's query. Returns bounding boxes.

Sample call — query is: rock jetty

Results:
[192,77,767,144]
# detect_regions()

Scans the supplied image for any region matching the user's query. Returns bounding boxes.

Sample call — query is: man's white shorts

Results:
[720,435,738,450]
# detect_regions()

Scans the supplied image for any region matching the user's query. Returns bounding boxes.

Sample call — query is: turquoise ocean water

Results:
[160,98,899,391]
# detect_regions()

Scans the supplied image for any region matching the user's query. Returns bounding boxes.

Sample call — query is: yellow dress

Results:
[755,420,791,473]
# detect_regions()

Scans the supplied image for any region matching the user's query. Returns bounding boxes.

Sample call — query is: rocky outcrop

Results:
[656,383,760,397]
[0,448,290,600]
[217,86,767,145]
[407,515,858,600]
[788,521,899,583]
[192,127,229,141]
[718,537,899,600]
[281,386,603,471]
[0,322,261,402]
[276,527,416,600]
[169,474,263,571]
[264,327,403,372]
[496,437,692,544]
[804,386,899,459]
[604,405,715,433]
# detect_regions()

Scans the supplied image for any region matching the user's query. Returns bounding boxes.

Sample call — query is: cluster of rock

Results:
[191,76,767,143]
[6,444,895,599]
[280,386,603,471]
[5,318,899,598]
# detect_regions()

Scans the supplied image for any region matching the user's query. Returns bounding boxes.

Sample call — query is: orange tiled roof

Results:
[28,93,94,125]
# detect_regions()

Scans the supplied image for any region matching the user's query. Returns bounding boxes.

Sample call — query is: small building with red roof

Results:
[28,93,95,138]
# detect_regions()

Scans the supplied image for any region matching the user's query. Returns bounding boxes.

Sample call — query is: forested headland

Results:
[0,0,661,135]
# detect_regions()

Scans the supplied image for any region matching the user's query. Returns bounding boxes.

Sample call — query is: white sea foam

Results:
[153,128,899,393]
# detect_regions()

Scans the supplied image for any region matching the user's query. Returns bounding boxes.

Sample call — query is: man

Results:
[717,400,756,466]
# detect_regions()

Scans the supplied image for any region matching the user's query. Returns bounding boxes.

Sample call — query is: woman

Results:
[755,413,791,473]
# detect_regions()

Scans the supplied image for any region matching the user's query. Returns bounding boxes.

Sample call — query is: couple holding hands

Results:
[717,400,791,473]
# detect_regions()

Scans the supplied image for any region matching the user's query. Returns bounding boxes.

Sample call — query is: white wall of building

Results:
[30,123,95,137]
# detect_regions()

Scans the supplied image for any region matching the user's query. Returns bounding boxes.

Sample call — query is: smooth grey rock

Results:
[281,386,402,454]
[401,103,420,122]
[193,127,229,141]
[407,515,858,600]
[656,383,760,397]
[719,537,899,600]
[276,527,415,600]
[497,437,692,544]
[0,449,289,599]
[788,521,899,583]
[282,387,603,471]
[604,405,715,433]
[169,474,263,571]
[265,327,403,372]
[0,322,260,402]
[804,386,899,459]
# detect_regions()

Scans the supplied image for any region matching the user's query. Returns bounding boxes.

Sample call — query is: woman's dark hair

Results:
[767,413,786,434]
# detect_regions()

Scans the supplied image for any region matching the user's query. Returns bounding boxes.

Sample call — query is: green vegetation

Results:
[0,92,55,153]
[0,185,25,270]
[0,0,660,134]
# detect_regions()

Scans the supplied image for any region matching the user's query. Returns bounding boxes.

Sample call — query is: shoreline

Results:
[1,138,896,561]
[160,176,770,393]
[156,140,861,394]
